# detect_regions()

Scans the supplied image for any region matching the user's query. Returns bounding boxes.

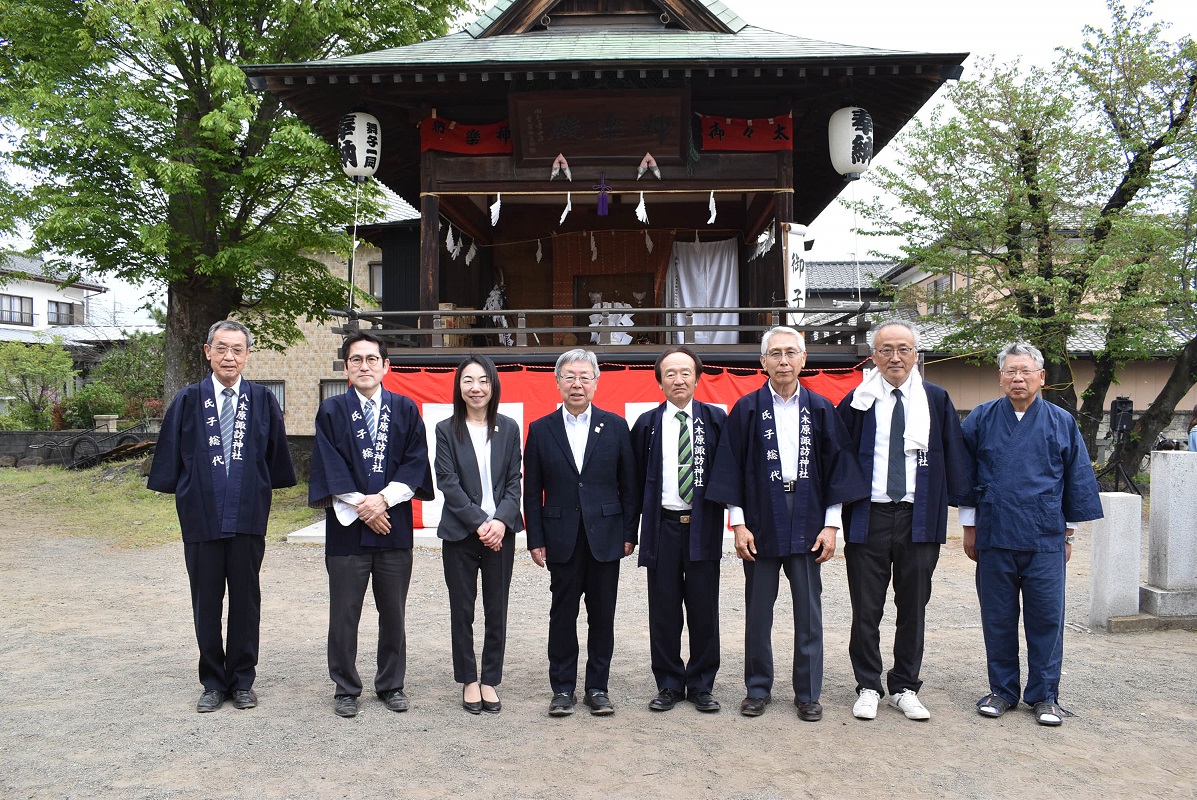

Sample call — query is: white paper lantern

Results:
[337,112,381,181]
[828,106,874,181]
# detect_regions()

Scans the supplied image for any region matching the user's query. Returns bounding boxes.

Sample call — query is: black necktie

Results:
[887,388,906,502]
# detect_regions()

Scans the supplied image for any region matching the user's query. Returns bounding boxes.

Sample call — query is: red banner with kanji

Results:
[377,363,862,528]
[697,113,794,151]
[419,117,514,154]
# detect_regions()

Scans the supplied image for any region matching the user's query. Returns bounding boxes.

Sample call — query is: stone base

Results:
[1140,584,1197,617]
[1107,613,1197,633]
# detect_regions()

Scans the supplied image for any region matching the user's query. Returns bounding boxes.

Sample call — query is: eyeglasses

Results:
[765,349,803,362]
[346,354,383,367]
[1000,368,1041,378]
[210,344,247,357]
[558,373,596,385]
[874,346,916,357]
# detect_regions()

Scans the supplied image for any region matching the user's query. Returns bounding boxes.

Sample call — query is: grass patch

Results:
[0,461,322,547]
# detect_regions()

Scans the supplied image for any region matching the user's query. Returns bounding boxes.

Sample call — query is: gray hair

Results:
[555,348,599,378]
[868,319,921,349]
[207,320,253,349]
[760,326,806,355]
[998,341,1044,370]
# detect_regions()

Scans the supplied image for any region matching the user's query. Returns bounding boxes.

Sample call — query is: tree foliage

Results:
[90,329,167,418]
[0,339,78,429]
[0,0,469,400]
[856,0,1197,472]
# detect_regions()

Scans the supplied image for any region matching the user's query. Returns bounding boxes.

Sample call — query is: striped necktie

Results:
[364,398,376,444]
[887,388,906,502]
[676,409,694,505]
[220,387,236,473]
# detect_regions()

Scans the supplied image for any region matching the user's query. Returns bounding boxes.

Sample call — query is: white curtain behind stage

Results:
[665,238,739,344]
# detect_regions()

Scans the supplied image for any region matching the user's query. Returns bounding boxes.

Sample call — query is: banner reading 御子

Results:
[380,364,862,529]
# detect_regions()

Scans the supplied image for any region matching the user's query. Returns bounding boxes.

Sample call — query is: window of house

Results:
[257,380,285,412]
[929,276,951,315]
[320,379,349,403]
[47,301,80,325]
[0,294,34,326]
[368,261,383,301]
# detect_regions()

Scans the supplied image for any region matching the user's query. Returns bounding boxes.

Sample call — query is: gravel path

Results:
[1,519,1194,799]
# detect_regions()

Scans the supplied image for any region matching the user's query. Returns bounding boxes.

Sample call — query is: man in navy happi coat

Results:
[960,341,1102,727]
[707,326,868,721]
[631,346,728,713]
[836,320,972,722]
[148,320,296,713]
[308,331,434,718]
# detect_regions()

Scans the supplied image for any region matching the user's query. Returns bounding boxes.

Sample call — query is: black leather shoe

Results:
[549,692,576,716]
[480,686,501,714]
[649,688,683,711]
[334,695,359,718]
[739,695,770,717]
[380,689,409,712]
[688,690,721,713]
[232,689,257,710]
[796,700,823,722]
[462,685,482,715]
[583,690,615,716]
[196,689,226,713]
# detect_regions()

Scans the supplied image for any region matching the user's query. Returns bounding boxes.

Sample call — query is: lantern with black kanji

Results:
[828,106,874,181]
[337,112,381,183]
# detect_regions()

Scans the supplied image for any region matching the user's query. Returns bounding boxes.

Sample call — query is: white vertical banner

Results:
[782,223,808,328]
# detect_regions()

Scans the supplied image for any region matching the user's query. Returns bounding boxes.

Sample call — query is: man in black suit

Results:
[631,346,728,713]
[524,348,639,717]
[148,320,296,713]
[308,331,435,718]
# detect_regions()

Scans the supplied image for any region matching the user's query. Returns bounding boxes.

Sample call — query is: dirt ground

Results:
[2,513,1195,800]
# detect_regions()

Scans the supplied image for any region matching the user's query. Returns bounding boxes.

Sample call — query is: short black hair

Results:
[653,346,703,384]
[342,330,388,361]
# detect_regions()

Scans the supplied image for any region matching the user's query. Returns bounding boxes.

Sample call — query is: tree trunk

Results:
[1079,352,1118,459]
[1110,335,1197,477]
[162,282,239,406]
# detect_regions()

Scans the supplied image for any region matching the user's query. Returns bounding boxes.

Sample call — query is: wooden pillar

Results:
[419,153,440,318]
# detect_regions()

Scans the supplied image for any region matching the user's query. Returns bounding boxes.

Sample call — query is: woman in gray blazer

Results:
[435,356,523,714]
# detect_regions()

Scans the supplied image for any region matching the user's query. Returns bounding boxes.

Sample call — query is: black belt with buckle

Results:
[782,481,797,493]
[662,508,692,524]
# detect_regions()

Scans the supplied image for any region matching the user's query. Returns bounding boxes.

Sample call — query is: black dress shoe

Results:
[380,689,409,712]
[687,690,721,713]
[480,687,501,714]
[462,685,482,715]
[334,695,359,718]
[232,689,257,709]
[649,689,683,711]
[739,695,771,717]
[549,692,576,716]
[196,689,226,713]
[583,689,615,716]
[796,700,823,722]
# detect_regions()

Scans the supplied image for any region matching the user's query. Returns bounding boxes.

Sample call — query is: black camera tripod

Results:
[1095,430,1142,495]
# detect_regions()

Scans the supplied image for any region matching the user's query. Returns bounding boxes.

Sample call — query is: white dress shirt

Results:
[660,400,693,512]
[467,421,496,519]
[870,373,917,504]
[563,405,591,472]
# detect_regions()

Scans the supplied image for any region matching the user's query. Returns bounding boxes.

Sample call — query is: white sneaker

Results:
[852,689,880,720]
[889,689,931,720]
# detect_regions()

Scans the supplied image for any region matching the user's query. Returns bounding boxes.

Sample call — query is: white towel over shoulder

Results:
[850,367,931,454]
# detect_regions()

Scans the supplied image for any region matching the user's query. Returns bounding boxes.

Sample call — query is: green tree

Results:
[0,339,78,429]
[856,0,1197,474]
[91,330,167,417]
[0,0,468,401]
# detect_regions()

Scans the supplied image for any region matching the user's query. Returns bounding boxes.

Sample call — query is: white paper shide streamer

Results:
[644,230,654,254]
[536,239,543,263]
[490,194,501,226]
[707,191,717,224]
[560,192,572,225]
[445,224,456,251]
[635,192,649,224]
[590,231,598,261]
[465,240,477,265]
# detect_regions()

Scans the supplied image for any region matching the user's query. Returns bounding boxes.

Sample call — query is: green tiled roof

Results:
[290,26,930,71]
